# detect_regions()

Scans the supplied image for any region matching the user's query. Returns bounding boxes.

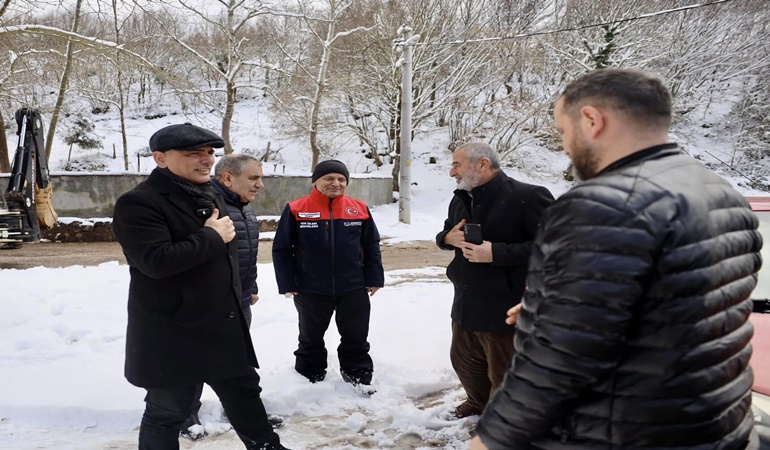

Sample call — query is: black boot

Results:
[179,411,205,440]
[341,369,375,396]
[341,368,372,386]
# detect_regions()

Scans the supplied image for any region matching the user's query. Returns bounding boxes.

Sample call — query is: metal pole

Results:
[398,26,413,224]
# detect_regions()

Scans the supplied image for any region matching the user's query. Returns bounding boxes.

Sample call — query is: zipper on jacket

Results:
[241,204,254,265]
[328,197,335,294]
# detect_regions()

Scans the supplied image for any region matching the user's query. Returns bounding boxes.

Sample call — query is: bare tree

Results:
[266,0,374,169]
[0,0,768,184]
[133,0,273,153]
[111,0,131,170]
[44,0,83,165]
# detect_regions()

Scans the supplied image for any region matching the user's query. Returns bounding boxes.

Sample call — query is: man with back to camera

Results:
[179,153,283,440]
[272,160,384,392]
[471,68,762,449]
[112,123,289,450]
[436,142,555,420]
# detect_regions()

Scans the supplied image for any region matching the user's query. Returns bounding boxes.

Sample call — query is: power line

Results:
[702,149,768,190]
[414,0,734,46]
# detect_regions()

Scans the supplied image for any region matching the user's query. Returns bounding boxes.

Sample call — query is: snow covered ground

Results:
[1,95,767,449]
[0,262,465,449]
[0,147,567,450]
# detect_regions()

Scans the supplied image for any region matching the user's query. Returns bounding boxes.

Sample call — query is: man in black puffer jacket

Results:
[212,154,263,326]
[471,69,762,450]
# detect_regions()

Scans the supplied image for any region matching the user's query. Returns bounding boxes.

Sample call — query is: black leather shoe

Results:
[256,441,291,450]
[298,369,326,383]
[268,414,284,429]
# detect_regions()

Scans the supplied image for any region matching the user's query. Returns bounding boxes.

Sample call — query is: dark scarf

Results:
[158,167,217,218]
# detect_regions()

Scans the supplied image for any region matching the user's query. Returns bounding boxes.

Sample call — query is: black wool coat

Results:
[436,171,555,333]
[477,145,761,449]
[113,169,258,388]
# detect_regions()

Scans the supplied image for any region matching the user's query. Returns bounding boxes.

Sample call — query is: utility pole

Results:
[396,25,415,224]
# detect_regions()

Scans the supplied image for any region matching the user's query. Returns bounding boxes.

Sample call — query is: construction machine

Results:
[0,108,58,248]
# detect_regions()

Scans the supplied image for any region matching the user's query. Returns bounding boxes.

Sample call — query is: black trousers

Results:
[293,288,373,376]
[138,370,281,450]
[188,303,252,419]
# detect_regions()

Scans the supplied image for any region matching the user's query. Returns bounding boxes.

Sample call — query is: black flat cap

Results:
[312,160,349,183]
[149,123,225,152]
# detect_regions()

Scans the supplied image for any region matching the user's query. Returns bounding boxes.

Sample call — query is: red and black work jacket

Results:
[272,188,384,295]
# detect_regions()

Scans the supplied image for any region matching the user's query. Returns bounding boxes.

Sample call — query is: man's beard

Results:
[569,137,601,181]
[456,168,481,191]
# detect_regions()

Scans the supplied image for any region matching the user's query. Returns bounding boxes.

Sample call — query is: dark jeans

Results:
[450,320,515,411]
[139,370,280,450]
[188,304,252,419]
[293,288,373,377]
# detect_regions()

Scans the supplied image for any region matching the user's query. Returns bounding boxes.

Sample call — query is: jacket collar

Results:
[309,186,344,205]
[211,178,244,206]
[146,168,209,222]
[454,170,508,203]
[596,143,681,177]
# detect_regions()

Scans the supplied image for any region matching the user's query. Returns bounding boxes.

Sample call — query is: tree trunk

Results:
[308,3,337,170]
[309,61,328,170]
[0,0,11,19]
[261,141,271,162]
[45,0,83,165]
[392,138,401,193]
[0,109,10,172]
[222,79,236,154]
[113,0,129,171]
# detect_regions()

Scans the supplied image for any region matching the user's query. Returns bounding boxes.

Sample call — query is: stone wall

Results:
[0,172,393,218]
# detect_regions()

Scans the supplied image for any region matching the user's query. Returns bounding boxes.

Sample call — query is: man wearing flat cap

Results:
[113,123,289,450]
[272,160,384,393]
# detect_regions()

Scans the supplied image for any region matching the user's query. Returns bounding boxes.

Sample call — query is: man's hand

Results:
[469,436,489,450]
[251,294,259,305]
[204,208,235,243]
[506,303,523,325]
[284,292,298,298]
[443,219,467,248]
[462,241,493,263]
[368,287,380,296]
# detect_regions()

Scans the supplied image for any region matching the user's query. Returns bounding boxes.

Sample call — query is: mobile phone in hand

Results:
[463,223,483,245]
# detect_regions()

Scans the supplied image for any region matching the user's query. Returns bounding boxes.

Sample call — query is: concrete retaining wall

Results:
[0,172,394,217]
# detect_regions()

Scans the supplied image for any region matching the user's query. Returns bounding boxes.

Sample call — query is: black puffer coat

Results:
[477,145,761,449]
[212,179,259,309]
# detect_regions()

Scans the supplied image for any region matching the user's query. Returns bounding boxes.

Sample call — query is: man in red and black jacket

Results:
[272,160,384,388]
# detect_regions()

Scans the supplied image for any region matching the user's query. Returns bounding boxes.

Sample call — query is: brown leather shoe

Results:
[450,401,482,419]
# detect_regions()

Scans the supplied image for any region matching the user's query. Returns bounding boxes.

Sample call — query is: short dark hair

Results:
[214,154,261,180]
[560,68,672,131]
